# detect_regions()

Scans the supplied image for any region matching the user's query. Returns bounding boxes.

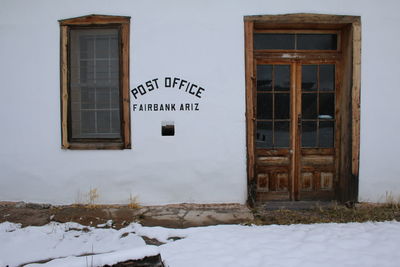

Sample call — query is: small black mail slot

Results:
[161,122,175,136]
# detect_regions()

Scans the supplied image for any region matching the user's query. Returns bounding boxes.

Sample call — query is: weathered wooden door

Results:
[255,60,338,201]
[245,15,361,204]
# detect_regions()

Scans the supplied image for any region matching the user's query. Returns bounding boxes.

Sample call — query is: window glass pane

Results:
[302,65,317,91]
[80,36,94,59]
[257,93,272,119]
[297,34,337,50]
[302,93,317,119]
[274,65,290,91]
[96,60,109,83]
[302,121,317,147]
[81,110,96,134]
[275,93,290,119]
[110,59,119,80]
[111,110,120,133]
[257,65,272,91]
[70,28,121,139]
[81,87,95,109]
[79,61,94,84]
[319,64,335,91]
[254,33,295,50]
[96,37,109,58]
[275,121,290,148]
[111,88,119,109]
[256,121,273,148]
[319,121,334,147]
[96,88,110,109]
[110,37,118,58]
[97,110,111,133]
[319,93,335,119]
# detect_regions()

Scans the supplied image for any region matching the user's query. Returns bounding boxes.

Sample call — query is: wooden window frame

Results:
[245,14,361,204]
[59,15,131,150]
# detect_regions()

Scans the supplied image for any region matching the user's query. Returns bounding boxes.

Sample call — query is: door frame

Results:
[244,14,361,205]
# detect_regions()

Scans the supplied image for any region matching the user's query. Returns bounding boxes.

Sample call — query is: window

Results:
[253,33,338,50]
[59,15,131,149]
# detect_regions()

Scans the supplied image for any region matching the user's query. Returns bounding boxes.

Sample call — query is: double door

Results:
[254,60,339,201]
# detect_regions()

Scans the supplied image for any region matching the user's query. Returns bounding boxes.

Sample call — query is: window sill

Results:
[62,142,131,150]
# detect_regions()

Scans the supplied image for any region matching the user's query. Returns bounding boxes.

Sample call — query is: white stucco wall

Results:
[0,0,399,204]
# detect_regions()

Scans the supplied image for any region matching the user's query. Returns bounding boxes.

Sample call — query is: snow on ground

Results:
[1,221,400,267]
[0,222,154,267]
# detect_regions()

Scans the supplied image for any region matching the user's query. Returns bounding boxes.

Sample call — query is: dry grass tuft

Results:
[128,194,141,209]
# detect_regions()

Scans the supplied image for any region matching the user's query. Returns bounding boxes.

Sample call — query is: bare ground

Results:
[0,201,399,229]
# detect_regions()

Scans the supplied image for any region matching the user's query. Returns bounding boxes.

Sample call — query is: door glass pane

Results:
[302,93,317,119]
[256,64,291,149]
[320,64,335,91]
[257,93,273,119]
[275,93,290,119]
[302,65,317,91]
[254,33,295,50]
[257,65,272,91]
[275,121,290,148]
[274,65,290,91]
[319,121,334,147]
[297,34,337,50]
[256,121,273,148]
[302,121,317,147]
[319,93,335,119]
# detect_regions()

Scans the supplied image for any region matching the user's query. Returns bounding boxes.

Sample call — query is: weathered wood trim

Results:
[66,143,126,150]
[59,14,130,25]
[294,63,302,200]
[244,20,255,205]
[121,23,132,149]
[245,13,360,25]
[60,25,69,149]
[59,15,131,150]
[351,19,361,178]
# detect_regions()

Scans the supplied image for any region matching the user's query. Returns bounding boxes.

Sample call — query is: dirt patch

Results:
[0,204,51,227]
[0,202,143,229]
[1,201,399,229]
[253,202,400,225]
[0,202,252,229]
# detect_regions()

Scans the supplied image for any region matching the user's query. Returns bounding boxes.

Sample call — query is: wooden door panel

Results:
[298,150,336,200]
[321,172,334,190]
[297,62,337,201]
[300,172,313,191]
[254,62,293,201]
[254,61,338,202]
[256,164,291,200]
[257,156,290,166]
[301,155,334,165]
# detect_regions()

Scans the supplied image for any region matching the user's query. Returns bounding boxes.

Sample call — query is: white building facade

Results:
[0,0,399,205]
